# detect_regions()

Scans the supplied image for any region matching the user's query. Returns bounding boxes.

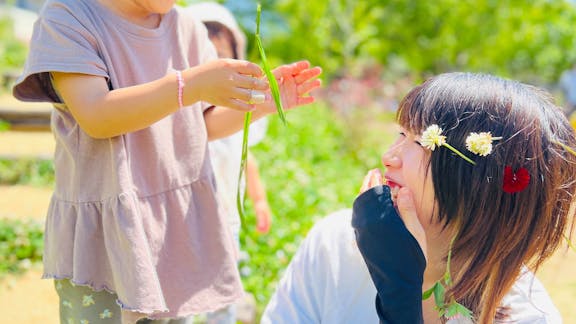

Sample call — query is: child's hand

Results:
[254,200,272,234]
[255,60,322,113]
[185,58,269,111]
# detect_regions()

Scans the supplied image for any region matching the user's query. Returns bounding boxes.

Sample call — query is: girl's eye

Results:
[400,131,422,146]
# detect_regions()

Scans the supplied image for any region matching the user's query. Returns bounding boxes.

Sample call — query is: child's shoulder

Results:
[38,0,97,25]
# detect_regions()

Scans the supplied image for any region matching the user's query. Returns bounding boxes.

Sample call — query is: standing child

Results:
[188,2,272,323]
[12,0,321,323]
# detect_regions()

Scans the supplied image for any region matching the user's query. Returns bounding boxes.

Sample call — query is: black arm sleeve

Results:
[352,185,426,324]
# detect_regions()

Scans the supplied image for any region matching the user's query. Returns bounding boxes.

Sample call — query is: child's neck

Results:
[98,0,162,29]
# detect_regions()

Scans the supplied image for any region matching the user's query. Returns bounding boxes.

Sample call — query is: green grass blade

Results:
[236,3,287,223]
[236,112,252,225]
[256,3,286,125]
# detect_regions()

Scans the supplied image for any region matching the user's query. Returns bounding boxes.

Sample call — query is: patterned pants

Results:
[55,279,193,324]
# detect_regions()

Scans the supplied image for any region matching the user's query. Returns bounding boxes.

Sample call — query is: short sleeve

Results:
[13,4,108,103]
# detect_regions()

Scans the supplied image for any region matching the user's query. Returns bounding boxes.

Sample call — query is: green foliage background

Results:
[180,0,576,85]
[0,16,27,77]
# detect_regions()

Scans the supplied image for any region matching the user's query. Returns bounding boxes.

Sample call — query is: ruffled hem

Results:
[43,179,243,318]
[41,273,169,315]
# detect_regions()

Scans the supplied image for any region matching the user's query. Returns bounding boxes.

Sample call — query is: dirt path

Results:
[0,185,52,220]
[0,131,54,159]
[0,269,59,324]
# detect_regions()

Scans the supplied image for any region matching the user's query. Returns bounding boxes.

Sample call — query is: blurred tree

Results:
[237,0,576,84]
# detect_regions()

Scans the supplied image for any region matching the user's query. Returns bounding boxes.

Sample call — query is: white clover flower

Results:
[465,132,497,156]
[420,124,446,151]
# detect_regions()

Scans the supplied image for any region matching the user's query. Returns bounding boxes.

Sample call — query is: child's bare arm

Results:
[51,59,265,139]
[51,72,181,138]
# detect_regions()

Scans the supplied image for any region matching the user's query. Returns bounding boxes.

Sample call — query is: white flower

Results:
[465,132,496,156]
[420,125,446,151]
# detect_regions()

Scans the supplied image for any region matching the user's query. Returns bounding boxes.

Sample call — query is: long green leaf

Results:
[256,3,286,124]
[236,3,287,223]
[237,111,252,225]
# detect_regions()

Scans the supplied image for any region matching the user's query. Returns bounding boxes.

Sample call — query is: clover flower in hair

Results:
[420,125,446,151]
[420,125,476,165]
[465,132,502,156]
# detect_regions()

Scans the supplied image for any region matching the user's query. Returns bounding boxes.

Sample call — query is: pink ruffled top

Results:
[13,0,242,318]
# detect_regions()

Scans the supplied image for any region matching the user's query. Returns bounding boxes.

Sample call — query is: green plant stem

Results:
[237,111,252,225]
[255,3,286,124]
[423,235,473,319]
[237,3,288,222]
[442,143,476,165]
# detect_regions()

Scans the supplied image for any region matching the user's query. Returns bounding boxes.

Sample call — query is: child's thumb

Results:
[397,188,416,221]
[397,187,427,260]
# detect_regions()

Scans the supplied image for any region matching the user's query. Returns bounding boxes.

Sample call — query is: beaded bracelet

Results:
[175,71,185,108]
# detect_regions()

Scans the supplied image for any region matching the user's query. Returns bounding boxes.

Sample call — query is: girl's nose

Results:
[381,149,401,169]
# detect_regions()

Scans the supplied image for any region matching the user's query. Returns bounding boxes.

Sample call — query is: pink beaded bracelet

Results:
[176,71,185,108]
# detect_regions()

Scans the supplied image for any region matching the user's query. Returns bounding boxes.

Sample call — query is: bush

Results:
[0,218,43,277]
[0,159,54,186]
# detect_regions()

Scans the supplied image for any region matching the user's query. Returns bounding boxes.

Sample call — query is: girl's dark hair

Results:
[397,72,576,322]
[203,21,238,59]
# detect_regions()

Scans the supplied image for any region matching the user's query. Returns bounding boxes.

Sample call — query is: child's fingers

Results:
[256,213,271,234]
[223,98,256,112]
[294,67,323,84]
[272,65,292,79]
[369,168,383,187]
[360,169,383,194]
[272,60,311,79]
[233,74,268,91]
[296,96,315,106]
[234,60,264,78]
[297,79,322,96]
[230,87,266,104]
[360,172,373,194]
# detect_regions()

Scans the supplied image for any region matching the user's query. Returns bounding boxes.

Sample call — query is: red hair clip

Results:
[502,166,530,193]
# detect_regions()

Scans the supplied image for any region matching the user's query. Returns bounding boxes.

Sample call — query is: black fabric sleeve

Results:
[352,185,426,324]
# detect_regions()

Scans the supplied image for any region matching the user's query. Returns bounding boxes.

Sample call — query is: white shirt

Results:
[261,209,562,324]
[208,118,268,235]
